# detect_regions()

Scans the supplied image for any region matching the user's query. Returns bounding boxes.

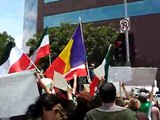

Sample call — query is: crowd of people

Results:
[3,71,160,120]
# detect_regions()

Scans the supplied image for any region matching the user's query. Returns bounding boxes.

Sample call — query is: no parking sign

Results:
[120,18,130,33]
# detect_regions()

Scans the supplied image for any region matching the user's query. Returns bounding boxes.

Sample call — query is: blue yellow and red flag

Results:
[44,24,87,80]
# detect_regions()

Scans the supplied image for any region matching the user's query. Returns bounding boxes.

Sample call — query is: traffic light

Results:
[114,33,135,66]
[114,33,126,65]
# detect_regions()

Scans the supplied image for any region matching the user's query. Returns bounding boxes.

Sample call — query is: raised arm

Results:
[72,73,77,95]
[35,72,53,94]
[149,83,154,102]
[121,82,132,100]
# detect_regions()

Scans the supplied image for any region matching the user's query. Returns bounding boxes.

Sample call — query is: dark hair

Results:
[139,88,149,93]
[26,93,59,119]
[99,82,116,103]
[137,95,147,103]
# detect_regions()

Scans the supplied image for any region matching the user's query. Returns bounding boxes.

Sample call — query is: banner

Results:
[108,66,132,82]
[0,70,39,118]
[125,67,157,86]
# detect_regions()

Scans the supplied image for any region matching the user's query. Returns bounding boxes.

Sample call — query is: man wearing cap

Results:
[138,86,154,120]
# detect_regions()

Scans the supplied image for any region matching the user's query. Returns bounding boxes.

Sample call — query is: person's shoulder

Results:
[87,108,97,113]
[84,108,99,120]
[122,108,136,114]
[123,108,134,112]
[120,108,137,118]
[117,109,137,120]
[85,108,136,120]
[152,106,159,111]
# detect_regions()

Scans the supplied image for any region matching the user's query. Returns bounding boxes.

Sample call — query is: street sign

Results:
[120,18,130,33]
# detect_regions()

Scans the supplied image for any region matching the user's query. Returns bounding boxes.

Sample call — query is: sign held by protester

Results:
[53,71,68,91]
[108,66,132,82]
[125,67,157,86]
[0,70,39,118]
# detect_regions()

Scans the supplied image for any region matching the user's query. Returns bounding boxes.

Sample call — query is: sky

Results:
[0,0,24,48]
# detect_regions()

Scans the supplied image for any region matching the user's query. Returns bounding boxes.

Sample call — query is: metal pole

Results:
[124,0,131,66]
[49,54,52,66]
[79,17,91,83]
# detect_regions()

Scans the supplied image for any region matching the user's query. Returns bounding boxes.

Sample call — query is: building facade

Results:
[23,0,38,53]
[37,0,160,88]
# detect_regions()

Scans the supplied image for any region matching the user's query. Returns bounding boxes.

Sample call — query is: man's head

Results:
[137,92,148,103]
[99,82,116,103]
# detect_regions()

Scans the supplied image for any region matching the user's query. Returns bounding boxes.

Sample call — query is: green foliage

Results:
[27,23,119,69]
[83,23,118,65]
[0,31,14,62]
[48,23,75,58]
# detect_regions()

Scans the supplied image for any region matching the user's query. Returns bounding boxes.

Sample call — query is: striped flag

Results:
[45,23,87,80]
[29,27,50,69]
[0,46,31,75]
[93,44,112,82]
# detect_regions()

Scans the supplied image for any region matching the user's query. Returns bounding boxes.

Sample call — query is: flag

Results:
[0,46,31,75]
[29,27,50,68]
[45,23,87,80]
[93,44,112,82]
[89,75,100,96]
[104,44,112,81]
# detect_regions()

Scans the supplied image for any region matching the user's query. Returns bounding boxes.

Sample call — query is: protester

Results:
[68,91,92,120]
[26,93,67,120]
[137,86,155,120]
[128,98,149,120]
[121,82,160,120]
[84,82,137,120]
[89,63,95,81]
[34,72,55,94]
[138,92,152,116]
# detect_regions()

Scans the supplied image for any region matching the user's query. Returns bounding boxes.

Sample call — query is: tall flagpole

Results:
[79,17,91,83]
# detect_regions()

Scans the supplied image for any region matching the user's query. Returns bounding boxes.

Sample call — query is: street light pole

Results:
[124,0,131,66]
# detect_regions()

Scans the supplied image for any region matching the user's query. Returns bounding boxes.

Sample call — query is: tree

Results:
[27,23,119,70]
[0,31,14,64]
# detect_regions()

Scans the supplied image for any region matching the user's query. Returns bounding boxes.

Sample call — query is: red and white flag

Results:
[0,46,31,75]
[29,34,50,69]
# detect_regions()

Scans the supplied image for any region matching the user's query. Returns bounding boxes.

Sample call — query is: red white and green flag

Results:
[93,44,112,82]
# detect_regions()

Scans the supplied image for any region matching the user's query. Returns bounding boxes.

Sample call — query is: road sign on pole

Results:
[120,18,130,33]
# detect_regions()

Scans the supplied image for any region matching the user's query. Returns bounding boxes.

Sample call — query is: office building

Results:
[37,0,160,88]
[23,0,38,53]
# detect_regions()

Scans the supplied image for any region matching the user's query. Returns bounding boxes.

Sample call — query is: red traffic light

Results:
[114,41,122,48]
